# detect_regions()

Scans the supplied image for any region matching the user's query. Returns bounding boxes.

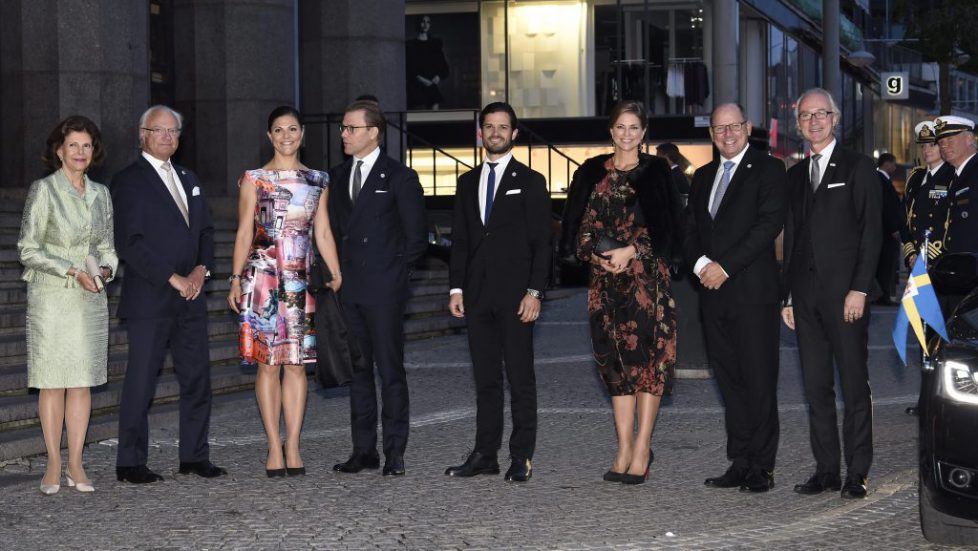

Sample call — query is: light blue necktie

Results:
[484,162,498,223]
[710,160,735,218]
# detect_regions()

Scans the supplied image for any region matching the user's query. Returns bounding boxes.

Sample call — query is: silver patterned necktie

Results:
[161,161,189,226]
[810,153,823,192]
[710,160,735,218]
[351,160,364,204]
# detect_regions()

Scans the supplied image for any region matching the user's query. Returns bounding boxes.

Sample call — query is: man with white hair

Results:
[781,88,882,500]
[934,115,978,256]
[112,105,225,483]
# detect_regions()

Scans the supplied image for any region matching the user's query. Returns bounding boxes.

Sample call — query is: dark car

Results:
[919,252,978,545]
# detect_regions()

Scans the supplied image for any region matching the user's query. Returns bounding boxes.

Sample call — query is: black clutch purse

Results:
[594,234,628,259]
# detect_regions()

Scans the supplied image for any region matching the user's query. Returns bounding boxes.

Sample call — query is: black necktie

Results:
[352,160,364,204]
[484,162,498,223]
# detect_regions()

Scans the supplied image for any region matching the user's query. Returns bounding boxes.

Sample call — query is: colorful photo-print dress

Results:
[237,169,327,365]
[576,158,677,397]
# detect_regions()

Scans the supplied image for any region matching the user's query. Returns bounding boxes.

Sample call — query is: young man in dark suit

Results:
[781,88,882,499]
[444,102,551,482]
[685,103,787,493]
[328,100,427,477]
[111,105,225,483]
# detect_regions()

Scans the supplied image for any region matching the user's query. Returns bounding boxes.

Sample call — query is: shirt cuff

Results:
[449,288,463,296]
[693,256,711,276]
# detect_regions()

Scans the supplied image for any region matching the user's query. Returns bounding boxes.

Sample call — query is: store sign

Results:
[694,116,711,128]
[881,72,909,101]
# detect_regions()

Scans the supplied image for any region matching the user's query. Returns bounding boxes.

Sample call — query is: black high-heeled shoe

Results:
[621,449,654,485]
[266,446,286,478]
[284,444,305,476]
[603,470,624,482]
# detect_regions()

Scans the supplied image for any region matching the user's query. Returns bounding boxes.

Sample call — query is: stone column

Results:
[822,0,842,108]
[171,0,295,201]
[299,0,407,171]
[711,0,739,106]
[0,0,149,190]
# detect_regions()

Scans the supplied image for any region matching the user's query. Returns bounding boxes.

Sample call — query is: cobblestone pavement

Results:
[0,289,960,550]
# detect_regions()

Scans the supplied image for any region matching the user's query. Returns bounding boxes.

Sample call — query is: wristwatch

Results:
[228,274,240,283]
[526,288,543,300]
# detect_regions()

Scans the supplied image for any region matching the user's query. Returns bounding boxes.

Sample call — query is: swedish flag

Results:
[892,252,949,365]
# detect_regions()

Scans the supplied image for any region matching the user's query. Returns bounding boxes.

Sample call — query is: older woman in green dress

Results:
[17,116,118,495]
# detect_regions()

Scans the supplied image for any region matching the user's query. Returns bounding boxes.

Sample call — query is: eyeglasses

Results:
[142,127,182,137]
[339,125,376,134]
[798,110,834,122]
[711,121,747,134]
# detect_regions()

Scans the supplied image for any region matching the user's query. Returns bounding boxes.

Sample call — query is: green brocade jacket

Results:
[17,169,119,287]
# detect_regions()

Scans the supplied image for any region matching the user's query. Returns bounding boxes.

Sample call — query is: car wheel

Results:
[919,471,978,545]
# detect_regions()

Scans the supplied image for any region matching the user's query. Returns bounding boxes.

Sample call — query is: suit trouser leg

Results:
[360,303,410,455]
[702,302,780,472]
[499,308,537,460]
[794,277,842,475]
[876,239,898,300]
[117,317,170,467]
[344,303,379,453]
[701,305,752,471]
[819,299,873,477]
[168,305,213,463]
[466,304,505,457]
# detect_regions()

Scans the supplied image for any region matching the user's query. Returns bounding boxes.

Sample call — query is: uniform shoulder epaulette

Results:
[908,166,926,177]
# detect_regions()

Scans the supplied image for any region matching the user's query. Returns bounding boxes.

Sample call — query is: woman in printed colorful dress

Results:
[228,106,342,477]
[561,100,682,484]
[18,116,118,494]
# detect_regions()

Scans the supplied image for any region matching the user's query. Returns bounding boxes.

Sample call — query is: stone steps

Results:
[0,203,463,459]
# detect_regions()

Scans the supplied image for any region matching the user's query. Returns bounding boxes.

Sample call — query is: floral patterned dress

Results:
[576,158,676,396]
[237,169,327,365]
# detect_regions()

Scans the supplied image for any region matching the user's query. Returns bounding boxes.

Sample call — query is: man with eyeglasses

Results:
[444,102,550,482]
[934,115,978,258]
[111,105,225,483]
[327,100,427,477]
[685,103,787,493]
[781,88,882,500]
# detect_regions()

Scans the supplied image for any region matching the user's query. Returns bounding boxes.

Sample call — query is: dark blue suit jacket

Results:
[111,155,215,319]
[327,152,427,305]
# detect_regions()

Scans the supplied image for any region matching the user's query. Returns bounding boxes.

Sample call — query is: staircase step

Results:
[0,361,250,429]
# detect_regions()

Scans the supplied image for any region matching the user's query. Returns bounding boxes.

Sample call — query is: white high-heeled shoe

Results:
[65,471,95,493]
[39,481,60,495]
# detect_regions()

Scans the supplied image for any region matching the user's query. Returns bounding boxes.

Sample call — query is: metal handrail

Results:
[305,110,582,195]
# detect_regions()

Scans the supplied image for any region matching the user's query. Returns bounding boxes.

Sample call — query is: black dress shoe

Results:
[504,457,532,482]
[704,466,746,488]
[445,451,500,477]
[794,472,842,494]
[740,470,775,493]
[116,465,164,484]
[333,451,380,473]
[383,454,405,476]
[841,474,868,499]
[178,461,227,478]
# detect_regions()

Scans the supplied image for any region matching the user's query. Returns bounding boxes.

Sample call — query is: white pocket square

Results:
[505,189,522,195]
[826,182,845,189]
[191,186,201,196]
[375,189,388,193]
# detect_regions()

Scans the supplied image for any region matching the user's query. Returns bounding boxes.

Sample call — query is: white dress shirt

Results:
[692,145,750,277]
[349,146,382,200]
[955,153,977,176]
[142,151,187,207]
[478,151,513,221]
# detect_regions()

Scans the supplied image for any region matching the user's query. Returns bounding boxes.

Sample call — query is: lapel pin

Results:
[380,173,386,179]
[829,163,836,167]
[511,171,516,177]
[746,164,752,169]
